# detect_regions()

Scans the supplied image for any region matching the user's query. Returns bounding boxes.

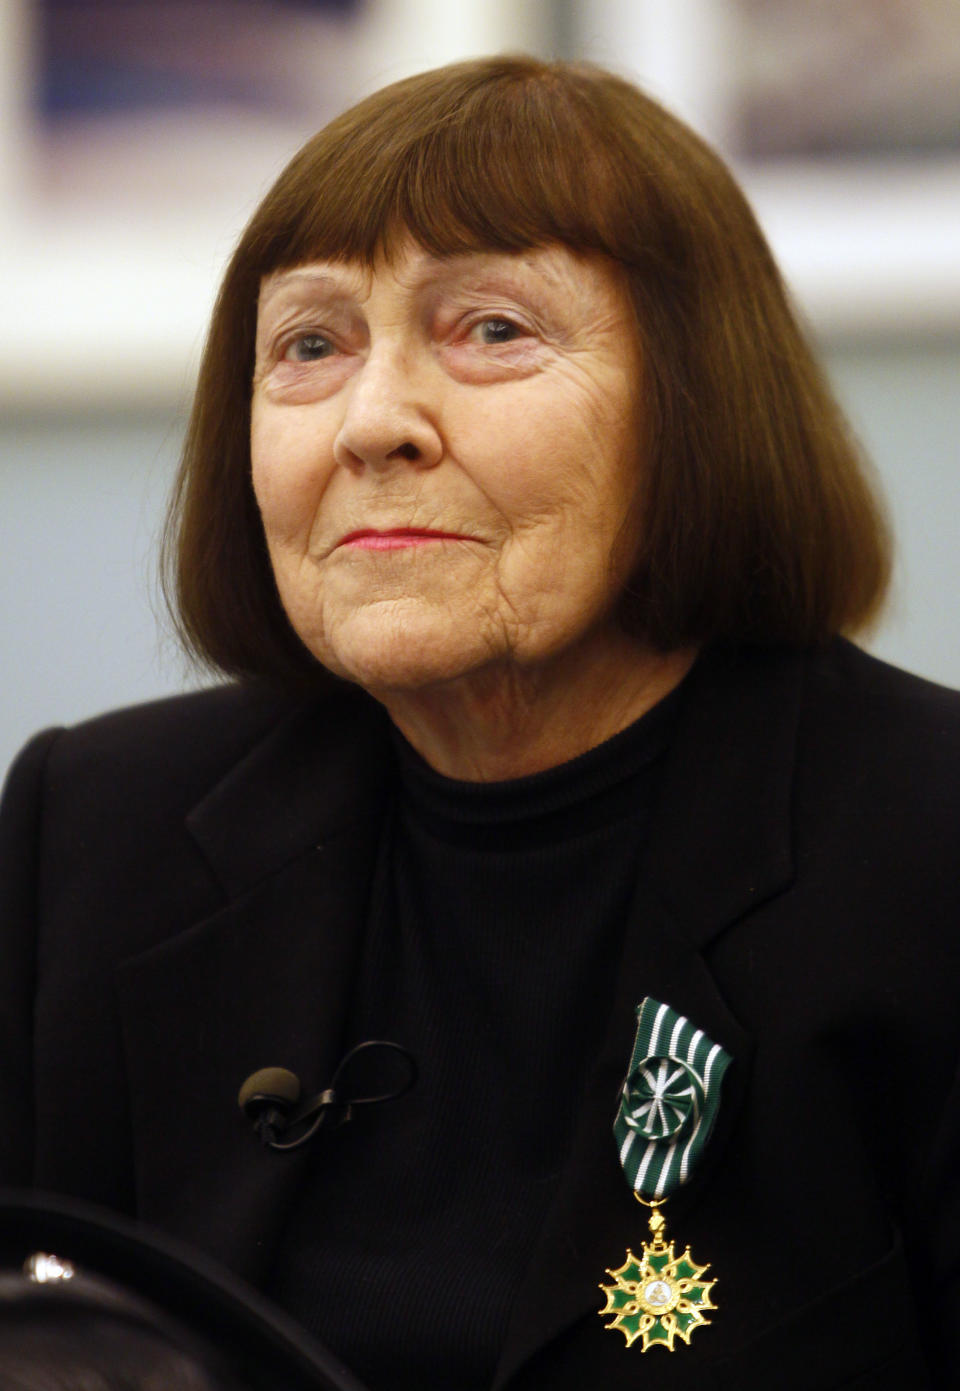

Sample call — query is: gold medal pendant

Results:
[599,1200,716,1351]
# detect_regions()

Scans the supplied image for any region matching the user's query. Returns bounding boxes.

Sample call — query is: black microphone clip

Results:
[238,1040,417,1152]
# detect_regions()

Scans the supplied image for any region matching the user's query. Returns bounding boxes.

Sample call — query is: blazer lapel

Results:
[495,646,804,1387]
[115,688,392,1282]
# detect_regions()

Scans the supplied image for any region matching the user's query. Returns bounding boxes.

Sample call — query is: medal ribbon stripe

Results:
[614,999,732,1201]
[679,1039,725,1184]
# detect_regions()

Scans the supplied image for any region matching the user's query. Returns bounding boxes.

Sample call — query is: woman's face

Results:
[251,241,644,694]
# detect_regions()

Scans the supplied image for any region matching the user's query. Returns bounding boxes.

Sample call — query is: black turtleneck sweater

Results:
[266,691,681,1389]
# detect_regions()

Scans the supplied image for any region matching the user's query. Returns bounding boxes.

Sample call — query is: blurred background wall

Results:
[3,0,959,779]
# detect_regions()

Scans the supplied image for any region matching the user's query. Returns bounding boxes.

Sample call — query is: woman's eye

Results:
[472,317,524,345]
[284,333,335,362]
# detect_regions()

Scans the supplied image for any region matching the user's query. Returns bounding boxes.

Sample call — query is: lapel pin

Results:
[599,997,731,1351]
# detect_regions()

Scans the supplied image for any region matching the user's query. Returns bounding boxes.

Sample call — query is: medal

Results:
[600,1196,716,1350]
[599,998,731,1352]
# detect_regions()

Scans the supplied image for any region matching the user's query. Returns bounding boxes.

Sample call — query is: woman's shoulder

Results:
[2,676,378,823]
[815,636,960,709]
[47,681,308,768]
[694,636,960,773]
[783,639,960,844]
[686,638,960,844]
[802,637,960,763]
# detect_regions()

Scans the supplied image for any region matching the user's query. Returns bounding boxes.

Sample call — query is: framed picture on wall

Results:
[0,0,548,410]
[571,0,960,339]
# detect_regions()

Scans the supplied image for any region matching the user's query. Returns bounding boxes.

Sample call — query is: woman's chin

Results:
[308,614,497,697]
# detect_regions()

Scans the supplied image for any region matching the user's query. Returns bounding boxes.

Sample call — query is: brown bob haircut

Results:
[166,54,890,683]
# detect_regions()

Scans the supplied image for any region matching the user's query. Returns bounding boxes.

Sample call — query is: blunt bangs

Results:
[246,58,646,275]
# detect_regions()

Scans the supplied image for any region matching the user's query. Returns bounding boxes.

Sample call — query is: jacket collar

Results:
[185,683,392,900]
[640,642,800,941]
[185,643,799,921]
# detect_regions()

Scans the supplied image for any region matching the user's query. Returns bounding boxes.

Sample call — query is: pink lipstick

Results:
[339,528,470,551]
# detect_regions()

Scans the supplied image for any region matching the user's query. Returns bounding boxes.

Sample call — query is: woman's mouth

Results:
[338,528,472,551]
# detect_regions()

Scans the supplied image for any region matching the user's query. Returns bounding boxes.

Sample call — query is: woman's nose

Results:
[333,348,443,473]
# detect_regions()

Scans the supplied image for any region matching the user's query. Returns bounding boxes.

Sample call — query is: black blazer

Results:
[1,639,959,1390]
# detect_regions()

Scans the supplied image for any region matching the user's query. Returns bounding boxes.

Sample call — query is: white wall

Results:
[1,413,195,779]
[826,340,960,685]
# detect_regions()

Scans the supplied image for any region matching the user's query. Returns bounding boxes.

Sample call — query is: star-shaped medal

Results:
[599,1206,716,1351]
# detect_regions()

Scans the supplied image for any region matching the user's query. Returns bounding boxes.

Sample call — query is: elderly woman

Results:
[1,55,958,1391]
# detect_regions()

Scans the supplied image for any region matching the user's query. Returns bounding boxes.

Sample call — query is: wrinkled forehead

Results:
[254,241,637,334]
[259,239,586,297]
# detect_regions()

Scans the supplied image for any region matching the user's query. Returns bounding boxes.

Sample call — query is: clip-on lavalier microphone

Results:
[237,1040,417,1152]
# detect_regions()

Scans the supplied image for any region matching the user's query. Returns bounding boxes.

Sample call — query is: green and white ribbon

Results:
[614,998,731,1201]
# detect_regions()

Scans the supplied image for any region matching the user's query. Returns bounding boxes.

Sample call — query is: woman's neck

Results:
[374,636,697,782]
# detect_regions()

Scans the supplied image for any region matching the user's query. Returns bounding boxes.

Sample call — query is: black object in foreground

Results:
[0,1189,370,1391]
